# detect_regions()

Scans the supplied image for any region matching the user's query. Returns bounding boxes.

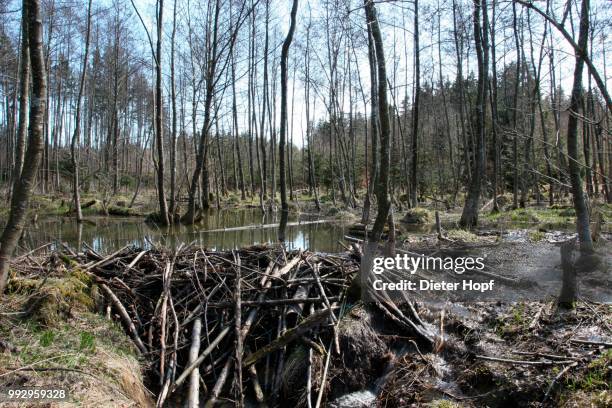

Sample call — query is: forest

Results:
[0,0,610,406]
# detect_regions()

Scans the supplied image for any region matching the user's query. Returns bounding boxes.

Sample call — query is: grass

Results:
[0,265,153,406]
[0,311,147,400]
[566,350,611,392]
[511,303,527,325]
[79,331,96,351]
[447,229,480,242]
[39,329,55,347]
[485,208,542,223]
[493,302,531,337]
[558,350,611,407]
[528,230,545,242]
[484,207,582,228]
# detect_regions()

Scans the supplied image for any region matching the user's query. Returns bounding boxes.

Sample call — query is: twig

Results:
[84,245,130,271]
[126,250,148,270]
[99,283,148,354]
[233,251,244,407]
[249,363,265,404]
[570,339,612,347]
[475,355,575,365]
[543,362,578,401]
[204,358,232,408]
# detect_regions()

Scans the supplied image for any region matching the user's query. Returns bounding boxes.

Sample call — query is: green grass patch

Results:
[566,350,611,392]
[528,230,545,242]
[493,302,531,337]
[560,350,611,406]
[447,229,480,242]
[0,262,152,406]
[39,330,55,347]
[79,331,96,351]
[484,207,580,227]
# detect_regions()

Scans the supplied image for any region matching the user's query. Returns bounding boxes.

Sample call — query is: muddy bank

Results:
[375,300,611,407]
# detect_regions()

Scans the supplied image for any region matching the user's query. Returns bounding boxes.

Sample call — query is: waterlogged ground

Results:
[390,225,611,305]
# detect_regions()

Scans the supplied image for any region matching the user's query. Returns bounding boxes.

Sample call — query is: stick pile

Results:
[69,243,358,407]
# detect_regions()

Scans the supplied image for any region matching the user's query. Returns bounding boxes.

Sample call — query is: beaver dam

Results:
[1,242,611,407]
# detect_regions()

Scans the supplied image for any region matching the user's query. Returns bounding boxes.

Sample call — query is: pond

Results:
[19,209,348,254]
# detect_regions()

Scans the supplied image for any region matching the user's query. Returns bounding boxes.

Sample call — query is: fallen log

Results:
[194,219,331,233]
[205,296,339,308]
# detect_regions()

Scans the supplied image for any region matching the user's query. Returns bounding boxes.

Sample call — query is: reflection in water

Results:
[19,208,347,253]
[278,210,289,243]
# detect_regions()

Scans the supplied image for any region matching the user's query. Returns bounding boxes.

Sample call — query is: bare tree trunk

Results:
[488,0,500,212]
[130,129,152,209]
[14,9,29,184]
[70,0,92,224]
[279,0,298,216]
[169,0,178,218]
[558,239,577,309]
[41,7,54,196]
[247,7,256,198]
[230,16,246,201]
[288,63,296,202]
[566,0,593,254]
[250,5,265,213]
[593,114,610,203]
[410,0,420,208]
[214,110,227,197]
[260,0,270,201]
[459,0,487,228]
[452,0,471,186]
[364,0,391,241]
[548,32,567,201]
[155,0,169,225]
[582,95,593,196]
[0,0,47,294]
[269,58,277,210]
[304,20,320,211]
[362,22,379,224]
[512,2,521,209]
[183,0,221,223]
[438,0,456,205]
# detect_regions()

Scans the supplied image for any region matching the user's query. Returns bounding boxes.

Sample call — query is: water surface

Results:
[20,209,347,253]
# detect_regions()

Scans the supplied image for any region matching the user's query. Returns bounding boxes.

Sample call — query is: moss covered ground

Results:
[0,260,153,407]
